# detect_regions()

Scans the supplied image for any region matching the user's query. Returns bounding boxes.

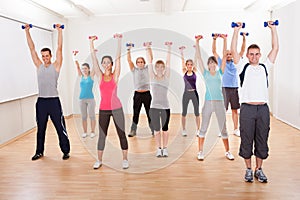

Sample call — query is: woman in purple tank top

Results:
[179,46,200,137]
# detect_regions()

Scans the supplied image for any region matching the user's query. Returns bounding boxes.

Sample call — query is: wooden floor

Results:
[1,114,300,200]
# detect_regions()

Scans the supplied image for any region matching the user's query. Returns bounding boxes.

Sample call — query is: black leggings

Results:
[131,91,153,131]
[149,108,170,132]
[98,108,128,151]
[182,90,200,116]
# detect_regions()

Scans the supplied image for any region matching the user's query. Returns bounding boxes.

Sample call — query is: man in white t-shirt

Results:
[231,21,279,183]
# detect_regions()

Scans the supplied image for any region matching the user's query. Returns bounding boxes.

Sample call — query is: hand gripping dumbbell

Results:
[264,20,279,27]
[72,50,79,54]
[240,32,249,36]
[195,35,203,40]
[53,24,64,29]
[179,46,186,51]
[21,24,33,29]
[165,41,173,46]
[231,22,245,28]
[212,33,228,37]
[126,43,135,47]
[143,42,152,47]
[89,36,98,40]
[113,33,123,38]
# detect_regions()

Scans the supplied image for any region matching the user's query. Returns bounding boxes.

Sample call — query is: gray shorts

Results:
[222,87,240,110]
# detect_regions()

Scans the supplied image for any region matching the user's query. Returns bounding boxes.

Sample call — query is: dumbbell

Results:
[165,41,173,46]
[89,36,98,40]
[195,35,203,39]
[72,50,79,54]
[126,43,135,47]
[143,42,152,47]
[53,24,64,29]
[264,20,279,27]
[212,33,228,37]
[113,33,123,38]
[231,22,245,28]
[240,32,249,36]
[179,46,186,51]
[21,24,33,29]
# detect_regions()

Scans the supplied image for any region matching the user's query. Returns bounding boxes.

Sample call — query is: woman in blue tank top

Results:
[179,46,200,137]
[195,36,235,161]
[73,51,96,139]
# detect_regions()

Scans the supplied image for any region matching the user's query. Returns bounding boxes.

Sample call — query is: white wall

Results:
[0,0,67,145]
[272,0,300,129]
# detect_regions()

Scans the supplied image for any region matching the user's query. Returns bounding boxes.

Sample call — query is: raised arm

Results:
[89,36,102,78]
[195,36,205,75]
[164,42,172,78]
[147,45,155,79]
[126,43,134,71]
[72,51,82,76]
[113,34,122,83]
[212,34,219,59]
[230,23,243,64]
[267,21,279,63]
[239,34,246,57]
[53,24,63,71]
[180,47,187,73]
[24,24,42,68]
[220,51,227,74]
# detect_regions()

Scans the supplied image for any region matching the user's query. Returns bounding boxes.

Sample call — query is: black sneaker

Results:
[244,169,254,182]
[32,153,43,161]
[62,153,70,160]
[255,168,268,183]
[128,130,136,137]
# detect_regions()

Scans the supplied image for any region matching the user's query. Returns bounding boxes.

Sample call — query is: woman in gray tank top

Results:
[147,42,172,157]
[126,42,153,137]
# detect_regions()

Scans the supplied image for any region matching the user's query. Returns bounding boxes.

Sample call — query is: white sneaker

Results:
[162,148,168,157]
[195,130,200,136]
[197,151,204,161]
[122,160,129,169]
[218,132,222,137]
[182,130,187,137]
[82,133,88,138]
[225,151,235,160]
[93,160,102,169]
[90,132,96,138]
[156,148,162,157]
[233,129,240,137]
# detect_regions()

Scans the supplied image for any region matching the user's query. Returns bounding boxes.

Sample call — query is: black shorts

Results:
[222,87,240,110]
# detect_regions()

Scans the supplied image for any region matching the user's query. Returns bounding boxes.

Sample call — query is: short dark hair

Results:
[101,55,113,65]
[41,47,52,56]
[155,60,165,68]
[247,44,260,53]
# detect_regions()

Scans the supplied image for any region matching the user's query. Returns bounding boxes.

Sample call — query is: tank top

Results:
[203,69,224,101]
[99,74,122,110]
[37,64,59,97]
[184,71,197,91]
[79,76,94,99]
[132,65,150,91]
[150,77,169,109]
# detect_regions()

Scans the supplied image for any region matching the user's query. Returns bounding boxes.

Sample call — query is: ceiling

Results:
[27,0,296,18]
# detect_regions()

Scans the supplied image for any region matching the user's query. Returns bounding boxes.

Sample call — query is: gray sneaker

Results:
[255,168,268,183]
[128,130,136,137]
[244,169,254,182]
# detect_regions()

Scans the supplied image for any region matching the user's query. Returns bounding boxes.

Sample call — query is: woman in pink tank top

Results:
[89,35,129,170]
